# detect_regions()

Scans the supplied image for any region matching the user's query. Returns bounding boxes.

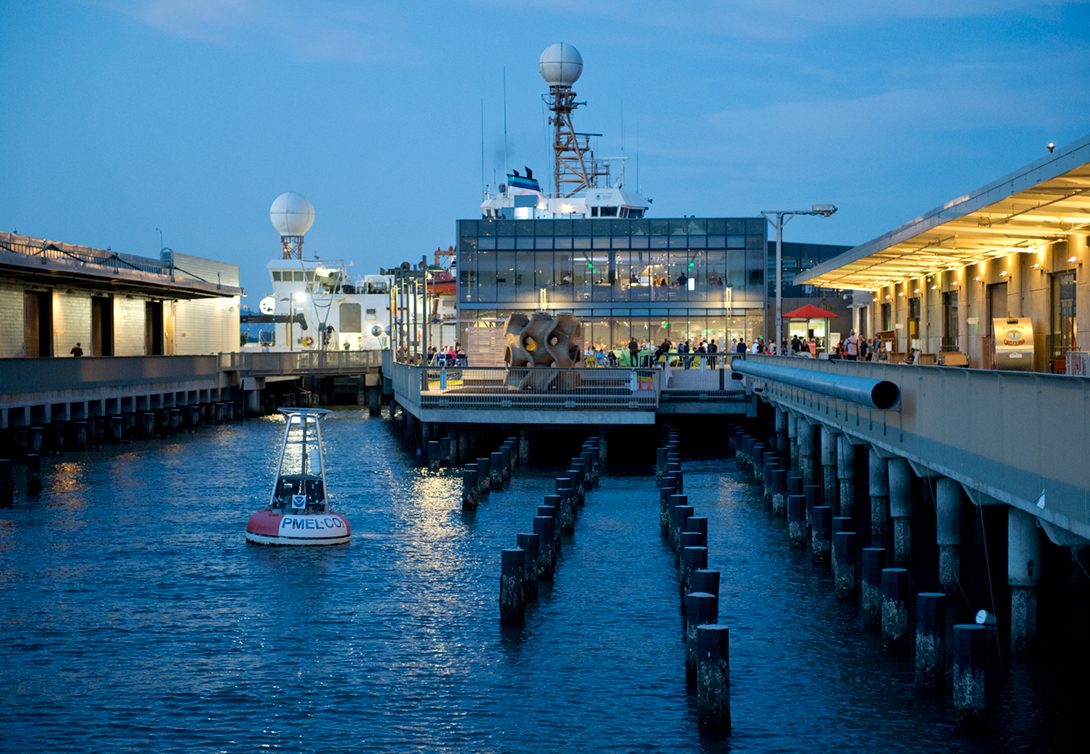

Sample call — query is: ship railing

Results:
[220,350,384,375]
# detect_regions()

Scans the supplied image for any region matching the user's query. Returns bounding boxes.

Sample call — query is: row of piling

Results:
[731,425,988,732]
[0,403,242,505]
[655,427,730,733]
[499,436,601,624]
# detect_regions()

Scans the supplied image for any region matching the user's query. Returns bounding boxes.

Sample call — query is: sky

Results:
[2,0,1089,299]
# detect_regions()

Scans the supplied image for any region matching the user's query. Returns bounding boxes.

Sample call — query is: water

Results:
[0,410,1080,752]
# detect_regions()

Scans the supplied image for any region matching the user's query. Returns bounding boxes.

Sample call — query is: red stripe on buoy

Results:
[246,510,282,537]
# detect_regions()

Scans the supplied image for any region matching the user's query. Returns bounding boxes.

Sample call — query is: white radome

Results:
[270,192,315,236]
[539,43,583,87]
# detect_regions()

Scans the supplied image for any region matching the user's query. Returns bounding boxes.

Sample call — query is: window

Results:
[942,291,958,347]
[1053,271,1077,356]
[272,271,282,281]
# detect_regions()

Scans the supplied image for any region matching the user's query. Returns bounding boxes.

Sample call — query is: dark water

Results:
[0,410,1080,752]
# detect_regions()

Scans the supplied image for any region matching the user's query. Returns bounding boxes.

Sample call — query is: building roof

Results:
[783,304,839,319]
[795,134,1090,290]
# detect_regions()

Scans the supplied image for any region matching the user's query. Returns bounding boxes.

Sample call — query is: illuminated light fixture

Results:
[974,276,981,281]
[898,291,904,296]
[1000,270,1009,276]
[1069,255,1079,263]
[1032,263,1040,268]
[914,288,920,293]
[930,285,938,289]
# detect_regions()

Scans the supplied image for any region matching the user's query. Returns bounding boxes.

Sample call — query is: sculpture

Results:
[503,312,582,391]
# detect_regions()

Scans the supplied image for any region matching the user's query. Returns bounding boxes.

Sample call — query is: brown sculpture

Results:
[503,311,582,391]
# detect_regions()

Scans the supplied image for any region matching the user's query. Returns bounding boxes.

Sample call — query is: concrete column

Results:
[685,592,718,684]
[820,426,838,511]
[868,448,889,544]
[533,515,556,579]
[833,531,858,599]
[517,533,540,600]
[0,459,11,505]
[597,429,608,472]
[368,384,381,416]
[812,506,832,564]
[246,390,261,416]
[786,411,798,474]
[861,548,886,628]
[458,430,469,463]
[541,498,561,552]
[774,406,788,458]
[935,478,964,594]
[797,418,815,488]
[1008,506,1043,653]
[787,494,806,548]
[915,592,947,690]
[659,479,677,536]
[428,440,441,471]
[888,457,913,566]
[476,457,491,493]
[461,467,479,511]
[836,434,856,518]
[881,567,909,654]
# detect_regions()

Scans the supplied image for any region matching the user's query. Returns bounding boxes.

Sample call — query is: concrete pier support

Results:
[936,478,964,594]
[499,549,525,624]
[476,457,491,494]
[868,448,889,544]
[953,624,987,731]
[786,411,798,473]
[696,625,731,732]
[368,385,381,416]
[787,494,806,548]
[490,452,504,490]
[462,467,479,511]
[1008,506,1043,653]
[888,457,913,566]
[519,429,530,466]
[836,434,855,518]
[458,430,469,464]
[0,459,11,505]
[915,592,947,689]
[26,454,41,495]
[555,480,575,534]
[881,568,910,654]
[533,515,556,579]
[681,546,708,610]
[428,441,441,471]
[820,426,838,511]
[833,531,858,599]
[774,407,788,458]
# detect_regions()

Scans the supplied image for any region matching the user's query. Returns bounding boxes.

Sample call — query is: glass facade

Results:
[769,241,854,299]
[457,217,767,348]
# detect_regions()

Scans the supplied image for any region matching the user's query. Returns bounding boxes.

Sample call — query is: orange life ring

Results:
[302,336,314,347]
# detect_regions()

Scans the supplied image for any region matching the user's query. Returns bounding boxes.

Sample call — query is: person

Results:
[766,340,777,356]
[845,330,859,361]
[70,342,83,357]
[736,339,747,354]
[791,334,802,355]
[858,336,869,362]
[707,339,718,369]
[628,336,639,365]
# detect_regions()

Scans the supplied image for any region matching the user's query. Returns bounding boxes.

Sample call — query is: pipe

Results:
[732,360,900,410]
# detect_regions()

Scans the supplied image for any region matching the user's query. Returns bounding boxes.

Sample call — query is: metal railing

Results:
[1,235,167,276]
[220,350,384,375]
[0,355,221,397]
[392,364,661,412]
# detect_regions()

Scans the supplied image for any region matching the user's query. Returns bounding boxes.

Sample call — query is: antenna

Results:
[480,99,485,199]
[503,67,508,195]
[539,43,606,198]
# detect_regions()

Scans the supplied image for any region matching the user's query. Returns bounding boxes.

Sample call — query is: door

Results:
[24,290,53,357]
[92,296,115,356]
[146,301,164,355]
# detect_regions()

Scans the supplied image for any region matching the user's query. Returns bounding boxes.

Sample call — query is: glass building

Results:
[456,217,769,350]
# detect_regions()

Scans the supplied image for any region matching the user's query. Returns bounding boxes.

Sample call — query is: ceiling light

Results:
[1069,256,1078,263]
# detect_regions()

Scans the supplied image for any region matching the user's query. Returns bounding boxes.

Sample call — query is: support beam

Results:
[888,457,913,566]
[936,478,964,594]
[1008,506,1043,653]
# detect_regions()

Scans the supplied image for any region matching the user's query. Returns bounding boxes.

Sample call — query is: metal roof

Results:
[795,134,1090,290]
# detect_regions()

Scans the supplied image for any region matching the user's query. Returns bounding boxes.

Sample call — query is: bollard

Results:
[490,452,504,490]
[499,549,525,624]
[833,531,858,599]
[771,468,787,516]
[74,421,88,450]
[685,517,709,548]
[462,468,479,511]
[438,437,451,468]
[692,569,720,600]
[516,533,540,600]
[476,457,492,494]
[811,506,832,564]
[681,546,709,611]
[533,515,556,579]
[26,453,42,495]
[659,478,677,536]
[539,500,560,551]
[0,459,12,505]
[861,548,887,628]
[685,592,718,684]
[952,624,987,731]
[142,412,156,439]
[881,568,910,654]
[787,494,806,548]
[671,501,694,554]
[696,624,731,732]
[428,440,441,471]
[555,481,575,534]
[916,592,947,690]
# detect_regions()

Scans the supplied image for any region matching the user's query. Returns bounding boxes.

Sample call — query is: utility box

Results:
[992,317,1034,371]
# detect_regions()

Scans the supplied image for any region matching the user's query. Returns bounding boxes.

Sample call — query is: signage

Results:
[279,516,346,532]
[292,494,307,509]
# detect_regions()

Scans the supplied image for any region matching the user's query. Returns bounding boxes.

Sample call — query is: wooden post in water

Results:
[533,515,556,579]
[685,592,718,683]
[697,624,731,732]
[915,592,947,689]
[428,441,441,471]
[516,533,540,600]
[952,624,987,731]
[861,548,886,628]
[462,467,479,511]
[499,548,525,624]
[26,453,41,495]
[0,459,12,505]
[881,568,910,654]
[476,457,491,494]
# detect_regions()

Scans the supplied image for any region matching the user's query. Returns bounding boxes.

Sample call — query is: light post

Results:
[762,204,837,345]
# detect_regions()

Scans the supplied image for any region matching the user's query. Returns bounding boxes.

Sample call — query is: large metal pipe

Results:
[732,360,900,410]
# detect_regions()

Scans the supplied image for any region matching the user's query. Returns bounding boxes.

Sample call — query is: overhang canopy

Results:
[795,134,1090,290]
[783,304,838,319]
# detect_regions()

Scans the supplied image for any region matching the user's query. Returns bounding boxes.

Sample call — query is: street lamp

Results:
[762,204,837,345]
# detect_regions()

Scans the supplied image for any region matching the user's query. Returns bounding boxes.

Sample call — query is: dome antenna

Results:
[540,43,605,198]
[269,192,315,259]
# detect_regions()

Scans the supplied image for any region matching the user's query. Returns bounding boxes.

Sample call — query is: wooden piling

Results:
[462,467,479,511]
[916,592,947,690]
[26,453,41,495]
[696,624,731,732]
[685,592,718,683]
[861,548,887,628]
[881,568,910,654]
[516,533,540,599]
[499,548,525,624]
[952,624,987,731]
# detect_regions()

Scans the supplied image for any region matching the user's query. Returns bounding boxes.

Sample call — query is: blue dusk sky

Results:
[2,1,1089,298]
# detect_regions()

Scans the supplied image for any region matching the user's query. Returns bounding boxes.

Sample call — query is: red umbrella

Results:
[783,304,839,319]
